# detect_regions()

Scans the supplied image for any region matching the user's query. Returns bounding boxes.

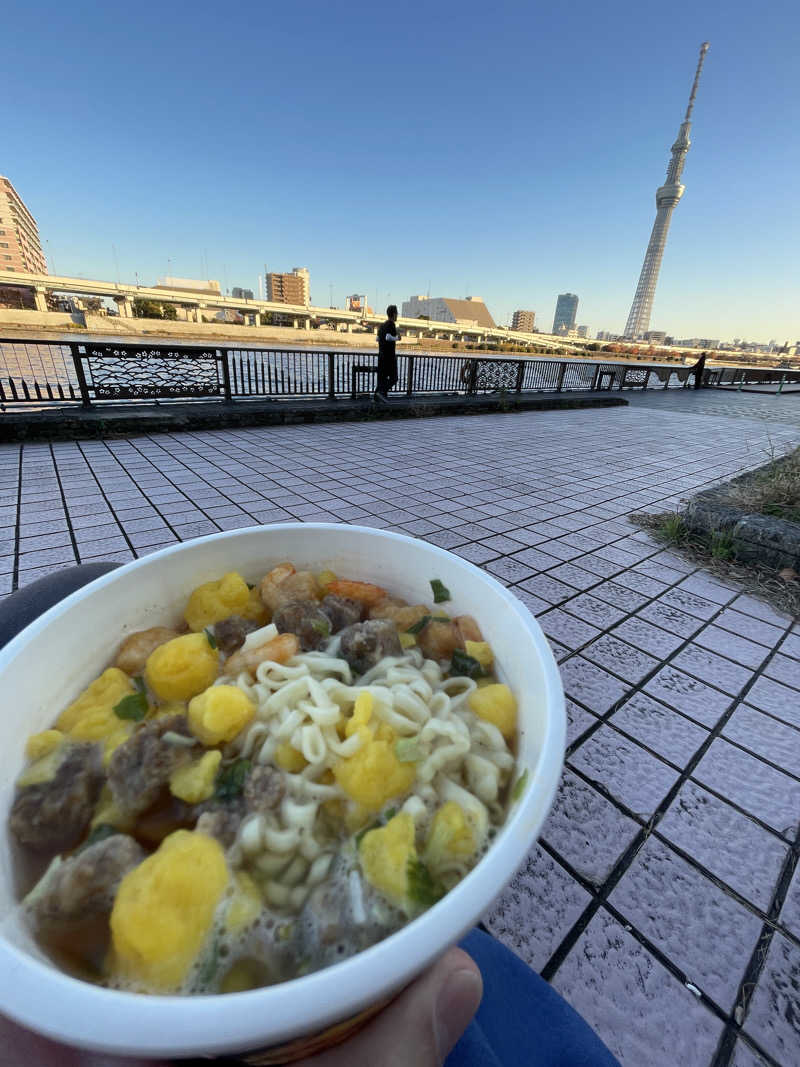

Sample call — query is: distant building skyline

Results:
[511,309,536,333]
[265,267,309,307]
[0,176,47,275]
[553,293,578,334]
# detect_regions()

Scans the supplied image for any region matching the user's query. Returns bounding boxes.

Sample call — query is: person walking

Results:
[375,304,400,402]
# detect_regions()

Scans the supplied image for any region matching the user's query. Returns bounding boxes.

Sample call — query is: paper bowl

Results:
[0,523,564,1059]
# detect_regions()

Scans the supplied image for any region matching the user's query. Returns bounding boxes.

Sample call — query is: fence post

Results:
[590,365,600,391]
[70,344,91,408]
[327,352,336,400]
[466,359,478,395]
[620,368,628,390]
[406,355,415,397]
[556,363,566,392]
[219,349,232,402]
[515,361,524,393]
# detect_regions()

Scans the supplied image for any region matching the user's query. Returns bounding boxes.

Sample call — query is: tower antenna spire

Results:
[623,42,710,339]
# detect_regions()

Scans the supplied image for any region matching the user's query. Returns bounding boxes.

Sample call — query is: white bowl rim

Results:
[0,523,565,1057]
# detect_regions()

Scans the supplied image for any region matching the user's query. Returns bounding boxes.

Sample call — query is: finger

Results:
[298,946,483,1067]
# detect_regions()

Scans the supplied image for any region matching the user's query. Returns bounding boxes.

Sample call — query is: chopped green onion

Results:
[113,691,148,721]
[311,617,331,637]
[430,579,451,604]
[406,615,431,635]
[407,857,444,909]
[431,615,451,623]
[247,582,255,590]
[395,738,421,763]
[214,758,250,801]
[511,768,529,802]
[450,648,484,679]
[205,627,218,649]
[133,675,146,693]
[162,731,197,748]
[355,819,382,848]
[384,807,397,821]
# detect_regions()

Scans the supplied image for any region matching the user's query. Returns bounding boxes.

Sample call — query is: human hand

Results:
[0,947,482,1067]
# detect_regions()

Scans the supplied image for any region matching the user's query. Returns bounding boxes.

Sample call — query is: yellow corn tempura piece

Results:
[225,872,263,934]
[24,730,64,761]
[169,749,222,803]
[240,587,268,625]
[317,569,337,594]
[16,747,64,788]
[188,685,254,747]
[334,692,416,812]
[145,633,219,703]
[183,572,251,632]
[399,633,417,650]
[424,802,476,872]
[110,830,229,992]
[359,813,417,908]
[467,683,517,740]
[464,640,494,671]
[274,742,308,773]
[90,785,134,832]
[56,668,136,748]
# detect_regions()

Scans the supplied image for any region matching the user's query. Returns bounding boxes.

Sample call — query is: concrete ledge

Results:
[685,457,800,570]
[0,390,628,442]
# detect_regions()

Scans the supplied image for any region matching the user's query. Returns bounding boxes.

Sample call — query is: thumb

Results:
[299,947,483,1067]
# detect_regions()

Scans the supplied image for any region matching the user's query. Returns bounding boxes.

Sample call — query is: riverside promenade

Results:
[1,389,799,1066]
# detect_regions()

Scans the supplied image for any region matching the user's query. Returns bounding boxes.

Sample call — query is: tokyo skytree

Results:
[623,42,710,339]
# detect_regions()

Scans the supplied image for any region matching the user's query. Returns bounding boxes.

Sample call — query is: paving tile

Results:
[589,580,650,612]
[19,518,69,536]
[173,520,221,540]
[517,574,575,606]
[693,625,772,672]
[552,909,723,1067]
[483,842,592,972]
[535,540,583,562]
[714,607,785,648]
[540,563,598,592]
[779,864,800,941]
[611,617,685,659]
[637,600,704,639]
[476,533,526,555]
[569,725,679,817]
[657,780,788,911]
[632,559,688,585]
[644,666,733,728]
[508,545,562,571]
[613,569,669,597]
[565,698,598,747]
[17,545,78,568]
[581,634,659,685]
[670,644,753,697]
[422,529,469,549]
[538,608,601,651]
[484,557,538,584]
[453,542,500,565]
[610,691,708,768]
[562,593,627,629]
[676,573,738,605]
[658,587,720,621]
[749,673,800,724]
[510,588,549,617]
[743,934,800,1066]
[558,657,630,716]
[573,553,623,578]
[609,836,763,1011]
[692,738,800,838]
[73,522,125,544]
[723,705,800,778]
[78,536,131,560]
[732,593,794,629]
[541,770,639,885]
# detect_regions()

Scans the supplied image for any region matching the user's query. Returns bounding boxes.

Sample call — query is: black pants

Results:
[0,563,120,648]
[376,353,398,396]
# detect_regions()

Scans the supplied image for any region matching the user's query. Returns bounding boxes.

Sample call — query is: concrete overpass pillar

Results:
[33,286,48,313]
[346,323,353,333]
[254,311,262,326]
[195,304,206,323]
[293,317,301,329]
[304,317,311,329]
[114,294,133,318]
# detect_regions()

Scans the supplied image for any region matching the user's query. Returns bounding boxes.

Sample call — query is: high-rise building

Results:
[576,325,590,338]
[0,176,48,274]
[552,293,578,334]
[511,310,536,332]
[624,43,710,339]
[232,286,254,300]
[266,267,310,306]
[402,295,495,328]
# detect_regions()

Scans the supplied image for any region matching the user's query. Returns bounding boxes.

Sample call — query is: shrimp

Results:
[224,633,299,677]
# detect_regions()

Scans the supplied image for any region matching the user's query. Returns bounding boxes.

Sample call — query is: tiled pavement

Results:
[1,389,799,1066]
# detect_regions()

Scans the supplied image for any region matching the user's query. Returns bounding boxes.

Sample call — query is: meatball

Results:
[27,833,145,926]
[214,615,259,656]
[337,620,402,677]
[10,742,104,852]
[244,764,285,814]
[320,595,363,633]
[195,807,244,850]
[108,715,196,817]
[273,600,333,652]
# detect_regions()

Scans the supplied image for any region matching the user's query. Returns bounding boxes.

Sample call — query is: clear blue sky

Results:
[4,0,798,341]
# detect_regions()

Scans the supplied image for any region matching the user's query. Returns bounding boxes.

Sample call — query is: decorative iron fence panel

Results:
[2,335,794,410]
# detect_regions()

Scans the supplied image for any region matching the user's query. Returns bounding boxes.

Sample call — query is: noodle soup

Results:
[8,562,523,996]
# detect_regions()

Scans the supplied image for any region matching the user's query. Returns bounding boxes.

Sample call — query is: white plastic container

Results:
[0,524,564,1060]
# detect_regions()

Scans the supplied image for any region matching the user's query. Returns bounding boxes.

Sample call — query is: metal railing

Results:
[0,336,713,410]
[703,366,800,389]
